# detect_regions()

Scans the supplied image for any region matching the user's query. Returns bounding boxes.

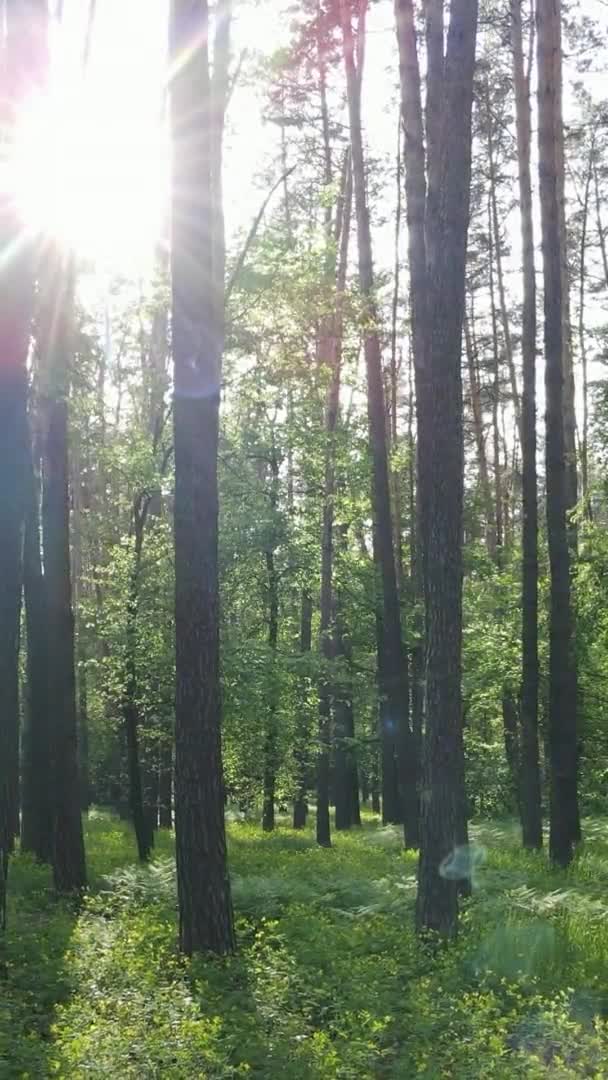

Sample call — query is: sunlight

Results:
[10,3,167,272]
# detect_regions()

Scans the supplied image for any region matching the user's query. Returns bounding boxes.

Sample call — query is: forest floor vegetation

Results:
[3,811,608,1077]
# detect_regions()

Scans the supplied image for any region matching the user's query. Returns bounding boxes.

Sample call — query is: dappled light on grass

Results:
[6,813,608,1075]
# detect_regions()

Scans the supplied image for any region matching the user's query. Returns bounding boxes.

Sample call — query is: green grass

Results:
[3,813,608,1077]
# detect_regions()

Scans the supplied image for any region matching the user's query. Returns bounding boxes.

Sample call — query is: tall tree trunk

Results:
[294,589,312,829]
[537,0,579,867]
[512,0,542,850]
[123,496,154,861]
[488,196,504,555]
[579,145,593,514]
[464,313,496,556]
[594,161,608,292]
[71,444,91,812]
[317,149,352,847]
[397,0,479,937]
[21,428,53,862]
[0,0,45,927]
[170,0,235,955]
[262,447,280,833]
[333,525,361,830]
[486,90,523,449]
[38,257,87,895]
[341,0,417,848]
[158,739,173,829]
[407,348,424,795]
[390,118,404,589]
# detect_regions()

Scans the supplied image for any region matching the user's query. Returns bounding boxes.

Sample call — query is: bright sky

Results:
[10,0,608,291]
[12,0,290,277]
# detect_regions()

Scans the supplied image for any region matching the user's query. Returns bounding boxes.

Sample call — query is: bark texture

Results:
[170,0,235,954]
[341,0,417,846]
[396,0,479,936]
[511,0,542,850]
[536,0,579,867]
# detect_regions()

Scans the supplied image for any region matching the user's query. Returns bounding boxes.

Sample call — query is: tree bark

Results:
[262,447,280,833]
[159,740,173,829]
[397,0,479,937]
[123,495,154,861]
[21,426,53,862]
[464,313,496,556]
[170,0,235,955]
[341,0,417,847]
[511,0,542,850]
[333,526,361,830]
[579,144,593,514]
[536,0,579,867]
[317,147,352,846]
[488,195,504,555]
[38,255,87,895]
[0,0,46,928]
[293,589,312,829]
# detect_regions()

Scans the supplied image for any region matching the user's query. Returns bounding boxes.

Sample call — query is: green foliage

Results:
[7,814,608,1077]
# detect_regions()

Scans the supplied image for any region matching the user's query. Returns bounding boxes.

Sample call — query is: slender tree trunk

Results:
[502,690,521,812]
[123,497,153,861]
[406,348,424,795]
[333,525,361,830]
[294,589,312,829]
[594,161,608,292]
[488,197,504,555]
[170,0,234,955]
[71,447,91,812]
[464,314,496,555]
[317,150,352,847]
[0,0,46,927]
[158,739,173,829]
[537,0,579,867]
[579,146,592,514]
[262,448,280,833]
[37,248,87,895]
[511,0,542,850]
[21,428,53,861]
[390,118,404,589]
[487,92,523,449]
[341,0,417,847]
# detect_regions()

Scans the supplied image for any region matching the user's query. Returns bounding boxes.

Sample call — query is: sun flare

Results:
[10,3,168,272]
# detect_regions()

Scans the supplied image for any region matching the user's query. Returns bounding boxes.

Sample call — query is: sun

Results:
[10,1,168,273]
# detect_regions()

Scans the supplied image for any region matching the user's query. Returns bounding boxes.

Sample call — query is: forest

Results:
[2,0,608,1075]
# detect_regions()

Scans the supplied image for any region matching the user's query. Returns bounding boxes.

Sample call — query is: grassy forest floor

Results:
[3,814,608,1078]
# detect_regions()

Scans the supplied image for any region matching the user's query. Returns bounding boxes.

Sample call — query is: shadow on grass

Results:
[0,854,79,1077]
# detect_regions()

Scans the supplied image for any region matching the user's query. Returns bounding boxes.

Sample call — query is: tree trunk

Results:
[123,497,154,861]
[397,0,479,937]
[316,148,352,848]
[464,313,496,556]
[36,240,87,895]
[262,449,280,833]
[511,0,542,850]
[159,739,173,829]
[487,91,523,449]
[536,0,579,867]
[333,526,360,830]
[0,0,45,927]
[293,589,312,829]
[502,690,521,812]
[341,0,417,847]
[170,0,235,955]
[579,144,593,514]
[488,196,504,555]
[21,428,53,862]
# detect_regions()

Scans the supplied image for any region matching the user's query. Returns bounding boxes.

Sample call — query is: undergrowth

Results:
[3,812,608,1076]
